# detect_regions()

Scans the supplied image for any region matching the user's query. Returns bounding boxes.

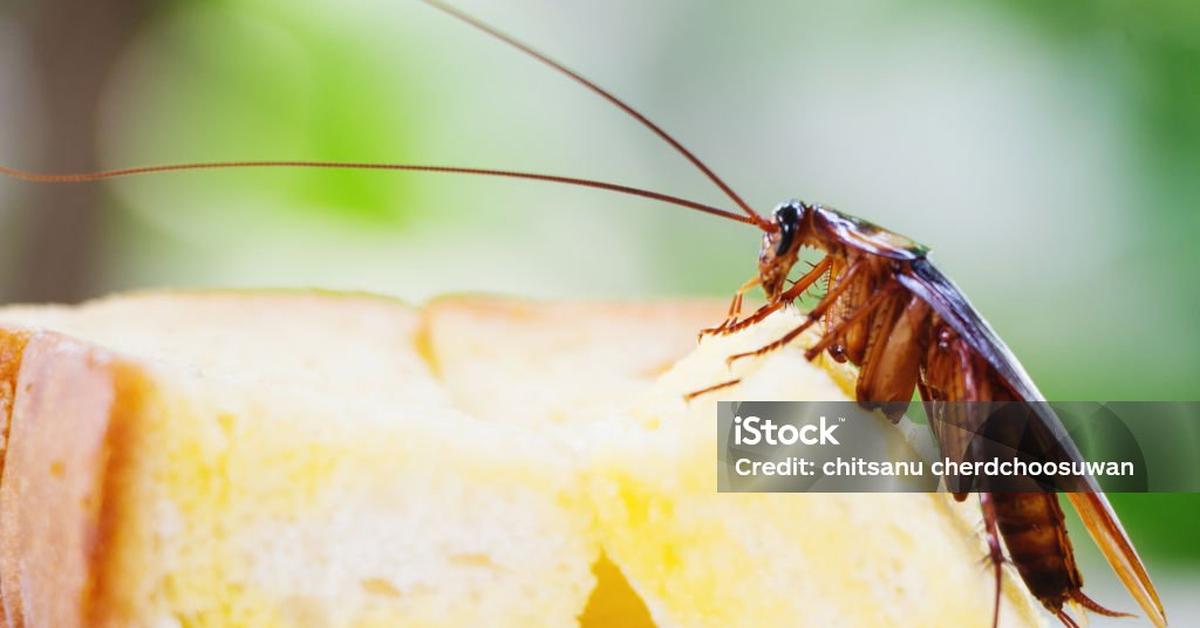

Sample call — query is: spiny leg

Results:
[1054,609,1081,628]
[687,260,851,400]
[717,256,832,336]
[845,291,929,422]
[684,261,846,400]
[699,276,760,339]
[801,281,899,361]
[980,492,1005,628]
[682,377,742,401]
[724,260,863,366]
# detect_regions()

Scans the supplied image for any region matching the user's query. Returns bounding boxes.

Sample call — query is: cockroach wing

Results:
[1068,492,1167,627]
[897,260,1044,403]
[897,258,1166,628]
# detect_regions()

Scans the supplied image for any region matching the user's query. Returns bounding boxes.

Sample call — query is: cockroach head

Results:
[758,200,809,300]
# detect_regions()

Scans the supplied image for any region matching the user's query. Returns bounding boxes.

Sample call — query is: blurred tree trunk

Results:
[5,0,147,303]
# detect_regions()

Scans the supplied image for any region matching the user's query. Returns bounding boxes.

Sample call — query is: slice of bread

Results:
[427,296,1042,627]
[0,293,597,627]
[0,291,1042,627]
[588,321,1042,627]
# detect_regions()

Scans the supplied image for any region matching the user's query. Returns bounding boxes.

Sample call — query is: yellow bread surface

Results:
[418,295,1044,627]
[584,313,1042,627]
[0,293,596,627]
[0,291,1044,627]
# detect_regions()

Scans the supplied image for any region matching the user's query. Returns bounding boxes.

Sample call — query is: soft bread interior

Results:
[0,293,596,627]
[0,291,1044,627]
[585,313,1043,627]
[420,295,1045,627]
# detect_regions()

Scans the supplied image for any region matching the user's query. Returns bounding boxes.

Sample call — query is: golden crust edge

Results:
[0,329,152,628]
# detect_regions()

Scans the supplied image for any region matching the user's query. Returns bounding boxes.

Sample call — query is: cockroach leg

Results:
[850,292,929,422]
[718,257,832,336]
[699,276,761,339]
[980,492,1006,628]
[802,282,898,361]
[724,317,818,366]
[683,377,742,401]
[725,261,862,365]
[1054,608,1081,628]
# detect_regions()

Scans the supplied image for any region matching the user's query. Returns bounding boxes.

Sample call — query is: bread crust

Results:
[0,332,143,628]
[0,329,30,628]
[0,330,30,474]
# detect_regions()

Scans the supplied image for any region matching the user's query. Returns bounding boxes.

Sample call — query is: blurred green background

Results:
[0,0,1197,621]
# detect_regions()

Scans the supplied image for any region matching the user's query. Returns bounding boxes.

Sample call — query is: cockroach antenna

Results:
[0,162,755,225]
[0,0,772,231]
[416,0,772,230]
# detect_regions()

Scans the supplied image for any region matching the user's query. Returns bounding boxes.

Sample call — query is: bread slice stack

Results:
[0,291,1042,627]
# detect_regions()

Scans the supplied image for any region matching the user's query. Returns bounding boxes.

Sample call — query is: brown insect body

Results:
[921,321,1094,626]
[713,200,1165,627]
[993,493,1082,609]
[0,1,1165,626]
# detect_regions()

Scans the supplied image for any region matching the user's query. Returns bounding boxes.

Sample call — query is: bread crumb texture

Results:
[0,291,1042,627]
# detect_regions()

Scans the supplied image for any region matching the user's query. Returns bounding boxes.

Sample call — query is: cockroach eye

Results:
[772,201,803,256]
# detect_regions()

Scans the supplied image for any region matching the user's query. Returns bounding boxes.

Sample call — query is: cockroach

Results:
[0,1,1166,626]
[691,200,1167,628]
